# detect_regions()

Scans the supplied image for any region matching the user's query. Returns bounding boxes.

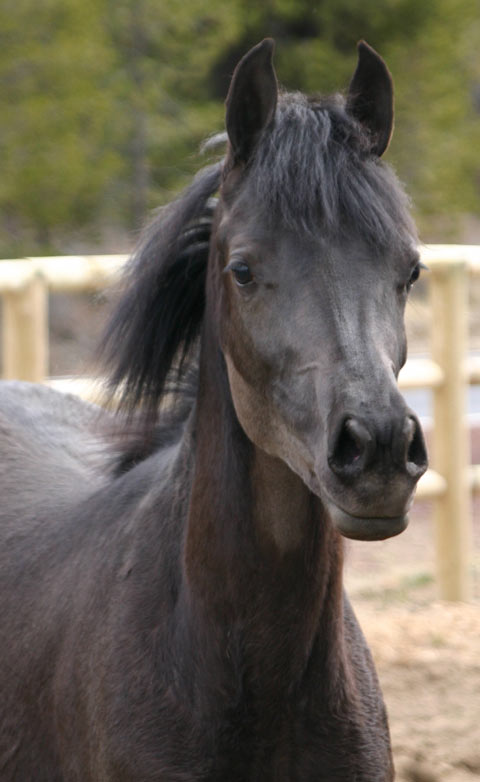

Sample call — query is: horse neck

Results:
[183,320,346,690]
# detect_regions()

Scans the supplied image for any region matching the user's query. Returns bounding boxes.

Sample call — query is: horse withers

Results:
[0,40,427,781]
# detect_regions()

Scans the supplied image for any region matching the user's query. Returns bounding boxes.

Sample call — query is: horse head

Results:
[214,39,427,541]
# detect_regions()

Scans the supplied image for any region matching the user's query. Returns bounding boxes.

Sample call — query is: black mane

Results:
[99,163,221,417]
[248,91,416,246]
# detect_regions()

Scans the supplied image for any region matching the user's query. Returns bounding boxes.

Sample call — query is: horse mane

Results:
[247,91,417,248]
[99,162,222,419]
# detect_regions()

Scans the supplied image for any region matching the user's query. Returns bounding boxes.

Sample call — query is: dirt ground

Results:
[344,479,480,782]
[354,599,480,782]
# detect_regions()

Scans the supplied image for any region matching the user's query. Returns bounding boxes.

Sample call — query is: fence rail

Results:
[0,247,479,601]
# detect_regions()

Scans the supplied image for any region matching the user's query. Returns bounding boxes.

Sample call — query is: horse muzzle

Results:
[320,410,428,541]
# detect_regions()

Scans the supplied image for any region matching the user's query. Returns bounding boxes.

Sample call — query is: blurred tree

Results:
[103,0,239,224]
[207,0,480,240]
[0,0,479,253]
[0,0,119,253]
[384,0,480,237]
[209,0,431,97]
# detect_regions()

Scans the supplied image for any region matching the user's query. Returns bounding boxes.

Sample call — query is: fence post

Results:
[430,258,472,601]
[2,272,49,382]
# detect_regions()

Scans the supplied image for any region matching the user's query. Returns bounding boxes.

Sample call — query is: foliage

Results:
[0,0,119,251]
[0,0,479,254]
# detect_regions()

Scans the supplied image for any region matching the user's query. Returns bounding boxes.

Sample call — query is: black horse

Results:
[0,40,427,781]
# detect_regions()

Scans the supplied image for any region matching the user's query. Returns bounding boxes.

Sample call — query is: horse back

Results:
[0,381,112,518]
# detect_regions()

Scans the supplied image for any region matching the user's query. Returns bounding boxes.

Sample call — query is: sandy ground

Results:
[355,600,480,782]
[345,474,480,782]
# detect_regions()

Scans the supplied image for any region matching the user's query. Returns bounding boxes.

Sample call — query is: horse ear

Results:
[225,38,278,165]
[347,41,394,157]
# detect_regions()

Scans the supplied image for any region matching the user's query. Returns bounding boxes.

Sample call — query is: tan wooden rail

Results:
[0,247,479,601]
[1,255,126,382]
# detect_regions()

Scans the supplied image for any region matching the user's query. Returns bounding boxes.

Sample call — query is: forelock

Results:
[244,91,416,250]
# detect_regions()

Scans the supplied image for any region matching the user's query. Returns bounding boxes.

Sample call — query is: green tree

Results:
[385,0,480,237]
[103,0,240,224]
[1,0,479,253]
[0,0,119,254]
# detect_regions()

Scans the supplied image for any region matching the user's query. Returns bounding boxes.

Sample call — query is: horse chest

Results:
[221,710,392,782]
[182,710,393,782]
[150,676,393,782]
[94,659,392,782]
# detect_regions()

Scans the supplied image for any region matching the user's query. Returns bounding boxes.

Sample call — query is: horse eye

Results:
[406,263,421,291]
[229,261,254,287]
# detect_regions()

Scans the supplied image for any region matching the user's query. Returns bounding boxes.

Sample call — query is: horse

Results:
[0,39,427,781]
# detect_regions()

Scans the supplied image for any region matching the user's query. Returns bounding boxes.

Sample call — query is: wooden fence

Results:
[0,247,479,601]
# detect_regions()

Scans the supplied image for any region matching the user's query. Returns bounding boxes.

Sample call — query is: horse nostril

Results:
[329,414,428,480]
[405,415,428,477]
[329,418,372,476]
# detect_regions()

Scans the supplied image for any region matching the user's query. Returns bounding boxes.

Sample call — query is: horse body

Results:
[0,40,427,780]
[0,384,390,781]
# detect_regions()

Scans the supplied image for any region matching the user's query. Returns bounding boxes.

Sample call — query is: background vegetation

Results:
[1,0,479,256]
